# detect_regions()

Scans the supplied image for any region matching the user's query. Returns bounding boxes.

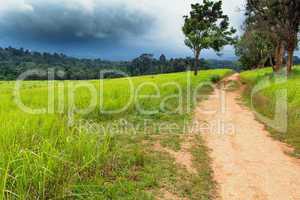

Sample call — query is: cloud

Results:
[0,0,246,60]
[0,0,156,45]
[126,0,246,59]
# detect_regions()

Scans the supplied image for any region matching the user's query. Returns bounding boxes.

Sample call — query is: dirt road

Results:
[196,74,300,200]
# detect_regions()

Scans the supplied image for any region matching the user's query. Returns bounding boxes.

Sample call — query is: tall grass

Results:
[240,66,300,157]
[0,69,232,199]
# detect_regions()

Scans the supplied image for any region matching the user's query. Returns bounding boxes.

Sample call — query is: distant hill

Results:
[0,47,130,80]
[0,47,238,80]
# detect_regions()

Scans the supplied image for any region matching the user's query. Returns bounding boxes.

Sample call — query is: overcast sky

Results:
[0,0,247,60]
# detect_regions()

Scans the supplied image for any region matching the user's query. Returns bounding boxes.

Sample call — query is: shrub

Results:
[210,75,221,83]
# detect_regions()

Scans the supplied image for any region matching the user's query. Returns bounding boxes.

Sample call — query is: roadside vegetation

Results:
[235,0,300,73]
[0,69,231,199]
[236,1,300,156]
[240,66,300,157]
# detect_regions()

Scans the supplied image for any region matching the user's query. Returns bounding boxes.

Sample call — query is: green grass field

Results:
[240,66,300,157]
[0,69,232,199]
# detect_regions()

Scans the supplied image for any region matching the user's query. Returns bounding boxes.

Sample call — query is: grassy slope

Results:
[240,66,300,157]
[0,69,232,199]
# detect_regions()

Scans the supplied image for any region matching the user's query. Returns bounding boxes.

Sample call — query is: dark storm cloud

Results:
[0,0,250,60]
[0,1,155,45]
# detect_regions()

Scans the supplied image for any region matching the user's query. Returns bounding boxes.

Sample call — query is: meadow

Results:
[240,66,300,157]
[0,69,232,199]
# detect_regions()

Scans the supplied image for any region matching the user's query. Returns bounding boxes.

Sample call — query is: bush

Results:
[210,75,221,83]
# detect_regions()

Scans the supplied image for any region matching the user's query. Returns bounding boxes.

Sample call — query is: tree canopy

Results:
[238,0,300,72]
[235,30,275,70]
[182,0,236,75]
[0,47,239,80]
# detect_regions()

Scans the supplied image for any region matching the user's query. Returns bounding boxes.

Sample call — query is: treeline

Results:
[129,54,236,75]
[0,47,129,80]
[0,47,236,80]
[235,0,300,72]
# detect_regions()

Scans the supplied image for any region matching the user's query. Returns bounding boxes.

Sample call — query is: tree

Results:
[235,30,275,70]
[182,0,236,75]
[159,54,167,73]
[278,0,300,73]
[130,54,156,75]
[159,54,167,64]
[244,2,284,71]
[247,0,300,73]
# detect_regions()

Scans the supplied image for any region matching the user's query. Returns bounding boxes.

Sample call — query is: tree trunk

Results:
[274,43,280,72]
[279,43,285,66]
[274,41,284,72]
[270,54,274,71]
[194,50,200,76]
[287,48,294,73]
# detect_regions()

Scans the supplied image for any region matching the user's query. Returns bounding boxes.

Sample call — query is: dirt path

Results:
[196,74,300,200]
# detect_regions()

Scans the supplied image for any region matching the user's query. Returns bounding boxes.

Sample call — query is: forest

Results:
[0,47,237,80]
